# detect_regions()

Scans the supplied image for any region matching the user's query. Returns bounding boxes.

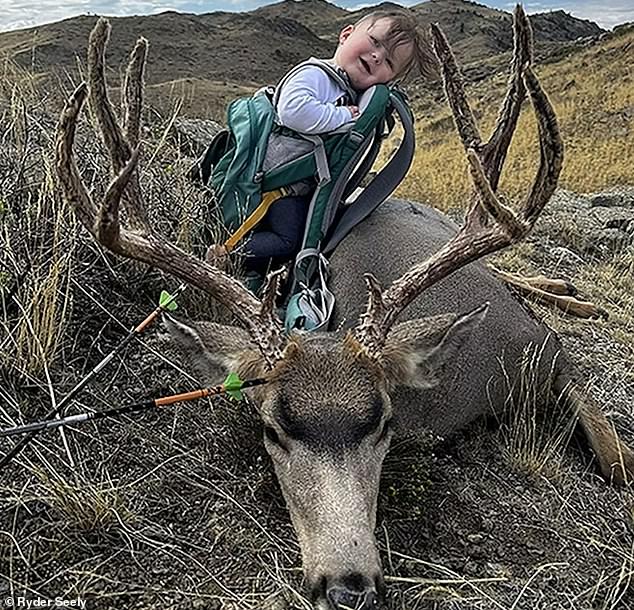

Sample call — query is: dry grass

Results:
[30,467,135,531]
[147,79,257,123]
[398,27,634,212]
[496,342,577,482]
[0,65,76,376]
[503,216,632,358]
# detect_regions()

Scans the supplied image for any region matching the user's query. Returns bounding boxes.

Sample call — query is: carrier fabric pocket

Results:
[262,134,314,173]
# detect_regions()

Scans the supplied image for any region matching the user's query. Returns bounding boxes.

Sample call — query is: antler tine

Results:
[521,66,563,225]
[354,274,388,356]
[434,5,533,232]
[89,18,149,231]
[88,18,131,174]
[465,148,527,238]
[56,83,98,233]
[430,23,482,152]
[354,18,563,358]
[97,145,141,246]
[260,267,287,323]
[430,23,487,231]
[481,4,533,190]
[465,59,562,236]
[123,37,147,149]
[57,20,287,368]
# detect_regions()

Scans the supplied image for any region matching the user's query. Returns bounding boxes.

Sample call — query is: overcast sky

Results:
[1,0,632,33]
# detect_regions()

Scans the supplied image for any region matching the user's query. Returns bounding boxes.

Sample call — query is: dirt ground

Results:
[1,103,633,610]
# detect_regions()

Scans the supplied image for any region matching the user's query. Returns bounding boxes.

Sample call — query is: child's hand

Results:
[348,105,360,119]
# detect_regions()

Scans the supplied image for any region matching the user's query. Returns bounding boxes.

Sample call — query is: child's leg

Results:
[244,194,310,271]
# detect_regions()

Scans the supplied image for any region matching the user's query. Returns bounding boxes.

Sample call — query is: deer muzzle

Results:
[272,438,388,608]
[324,575,385,609]
[299,506,385,608]
[311,570,385,609]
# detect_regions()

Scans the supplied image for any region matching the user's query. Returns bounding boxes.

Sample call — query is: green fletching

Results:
[159,290,178,311]
[223,372,244,401]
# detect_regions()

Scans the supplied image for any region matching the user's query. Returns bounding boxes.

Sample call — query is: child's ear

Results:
[339,24,354,44]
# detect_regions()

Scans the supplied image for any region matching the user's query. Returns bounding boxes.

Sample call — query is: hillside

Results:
[252,0,347,32]
[0,0,604,93]
[400,23,634,209]
[0,1,627,195]
[254,0,603,64]
[0,10,333,88]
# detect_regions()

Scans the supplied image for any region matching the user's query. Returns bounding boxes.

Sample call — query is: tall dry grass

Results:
[0,60,77,376]
[0,55,221,577]
[497,341,577,481]
[398,27,634,211]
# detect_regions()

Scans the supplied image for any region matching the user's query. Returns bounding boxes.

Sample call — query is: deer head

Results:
[56,6,562,608]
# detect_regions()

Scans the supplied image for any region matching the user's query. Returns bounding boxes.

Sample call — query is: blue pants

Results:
[244,194,310,273]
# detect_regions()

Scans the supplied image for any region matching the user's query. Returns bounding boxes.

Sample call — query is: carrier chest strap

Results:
[322,92,415,256]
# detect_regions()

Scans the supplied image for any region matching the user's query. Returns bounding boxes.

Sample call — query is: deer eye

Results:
[264,425,287,451]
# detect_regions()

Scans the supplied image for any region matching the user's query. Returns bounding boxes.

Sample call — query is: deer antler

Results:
[354,5,563,357]
[55,18,286,367]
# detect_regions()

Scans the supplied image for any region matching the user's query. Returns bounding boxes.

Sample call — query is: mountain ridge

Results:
[0,0,604,90]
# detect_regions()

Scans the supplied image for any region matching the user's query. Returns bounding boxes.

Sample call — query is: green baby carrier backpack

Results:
[190,59,416,332]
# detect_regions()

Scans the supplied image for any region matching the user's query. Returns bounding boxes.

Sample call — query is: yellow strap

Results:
[224,188,289,252]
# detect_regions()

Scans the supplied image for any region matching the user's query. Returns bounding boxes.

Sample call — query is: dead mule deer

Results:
[56,7,634,610]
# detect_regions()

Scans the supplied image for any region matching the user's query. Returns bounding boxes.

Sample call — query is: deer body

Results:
[329,198,565,437]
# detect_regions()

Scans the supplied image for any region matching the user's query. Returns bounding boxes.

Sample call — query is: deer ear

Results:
[163,315,265,384]
[381,304,488,389]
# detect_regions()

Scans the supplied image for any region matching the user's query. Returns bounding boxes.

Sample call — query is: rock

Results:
[590,228,633,256]
[173,118,224,156]
[590,193,626,208]
[548,246,585,264]
[589,187,634,209]
[534,188,634,261]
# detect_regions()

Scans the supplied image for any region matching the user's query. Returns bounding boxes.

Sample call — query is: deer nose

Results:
[327,584,381,609]
[312,571,385,609]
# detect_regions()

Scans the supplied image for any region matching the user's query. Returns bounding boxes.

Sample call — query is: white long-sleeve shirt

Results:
[276,60,355,135]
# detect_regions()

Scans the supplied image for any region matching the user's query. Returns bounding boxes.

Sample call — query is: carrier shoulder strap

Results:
[322,90,415,256]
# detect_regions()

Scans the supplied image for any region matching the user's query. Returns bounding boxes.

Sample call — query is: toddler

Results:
[208,10,434,274]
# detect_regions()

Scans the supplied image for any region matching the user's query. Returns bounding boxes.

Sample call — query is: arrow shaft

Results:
[0,376,267,439]
[0,284,187,467]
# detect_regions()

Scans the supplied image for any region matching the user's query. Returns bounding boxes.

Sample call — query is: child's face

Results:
[334,18,413,90]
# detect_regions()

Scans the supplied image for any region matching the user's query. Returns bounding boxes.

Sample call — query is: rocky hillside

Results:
[260,0,604,63]
[0,0,604,89]
[0,10,332,87]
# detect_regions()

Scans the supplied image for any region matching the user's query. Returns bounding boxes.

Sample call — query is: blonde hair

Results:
[354,10,437,81]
